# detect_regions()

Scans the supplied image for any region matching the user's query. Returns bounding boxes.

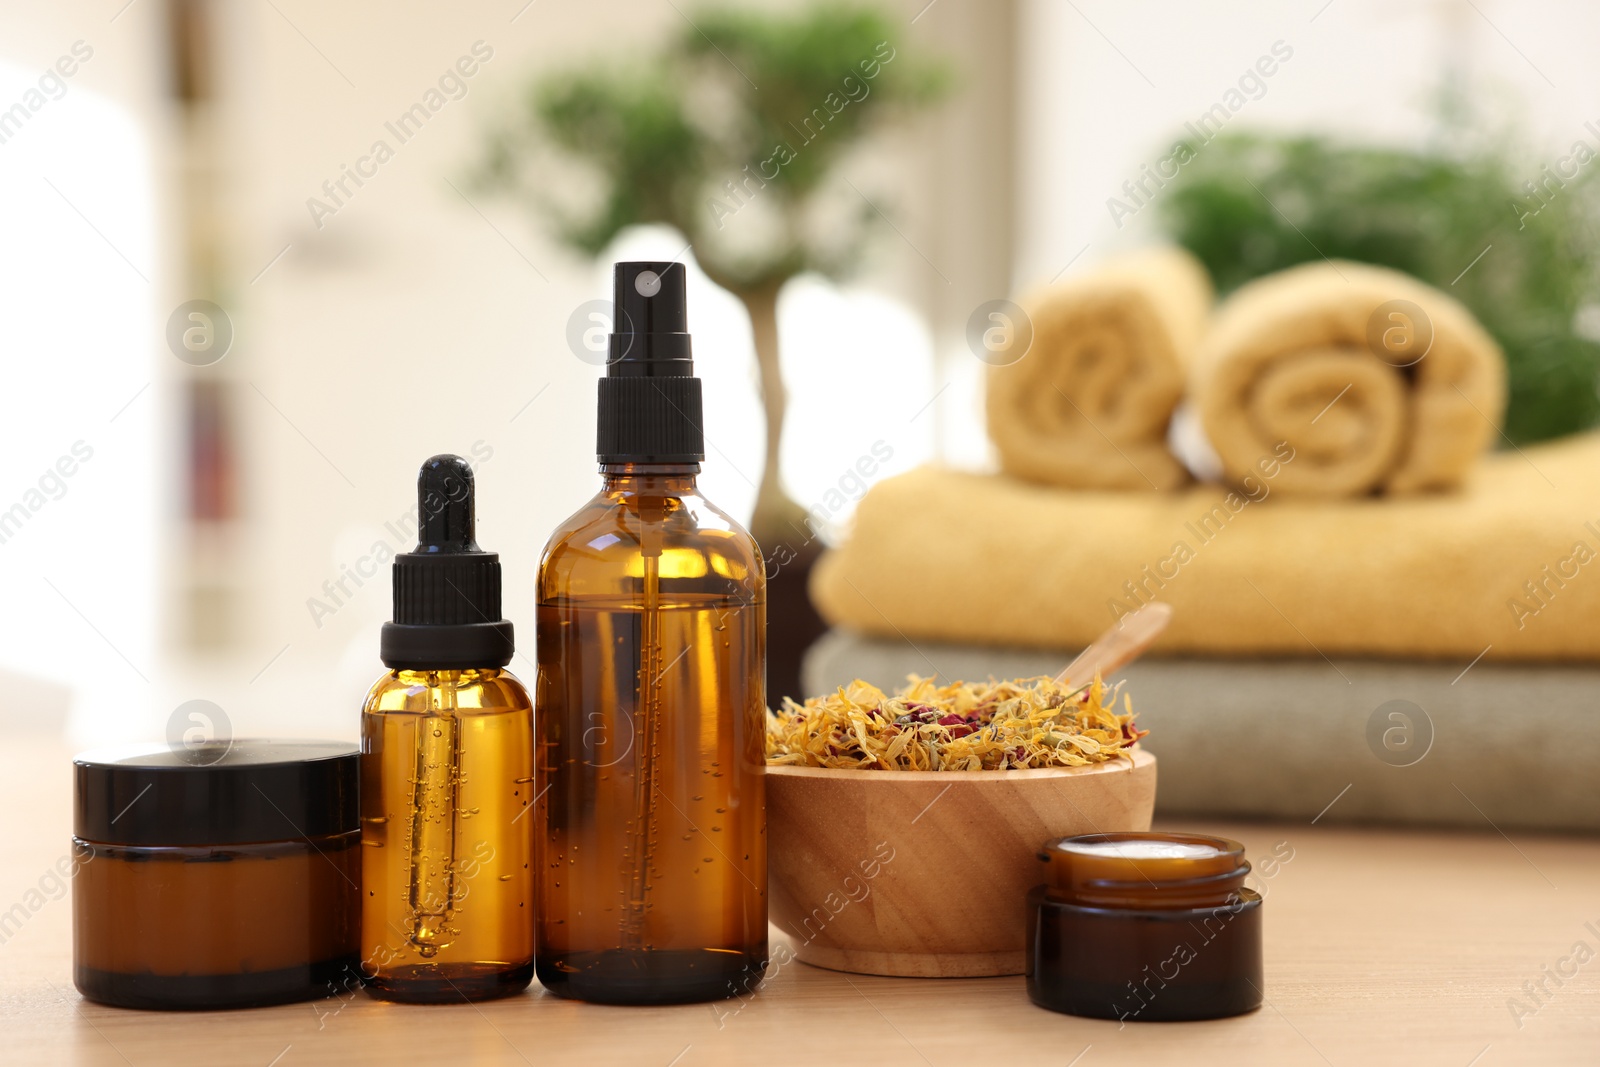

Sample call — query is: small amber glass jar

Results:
[1026,832,1263,1021]
[73,740,360,1010]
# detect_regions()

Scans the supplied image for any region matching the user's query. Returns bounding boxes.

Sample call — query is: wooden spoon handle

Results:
[1054,602,1173,686]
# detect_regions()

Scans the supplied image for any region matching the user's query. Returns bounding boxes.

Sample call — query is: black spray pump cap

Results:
[379,454,514,670]
[597,261,706,463]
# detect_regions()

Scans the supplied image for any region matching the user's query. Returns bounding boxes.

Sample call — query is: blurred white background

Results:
[0,0,1589,744]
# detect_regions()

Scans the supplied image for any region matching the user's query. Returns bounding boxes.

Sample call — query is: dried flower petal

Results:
[766,675,1145,772]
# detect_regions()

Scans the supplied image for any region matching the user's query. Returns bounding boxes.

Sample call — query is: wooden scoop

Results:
[1053,602,1172,686]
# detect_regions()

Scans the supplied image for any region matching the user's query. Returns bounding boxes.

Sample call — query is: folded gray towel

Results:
[803,629,1598,834]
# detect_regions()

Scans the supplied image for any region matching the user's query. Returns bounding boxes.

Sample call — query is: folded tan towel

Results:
[813,431,1600,662]
[986,247,1212,491]
[1194,260,1505,496]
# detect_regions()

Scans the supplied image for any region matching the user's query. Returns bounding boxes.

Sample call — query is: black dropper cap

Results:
[596,261,706,463]
[379,454,514,670]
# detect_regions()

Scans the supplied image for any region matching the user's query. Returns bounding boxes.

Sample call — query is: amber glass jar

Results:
[73,741,360,1010]
[1026,832,1263,1021]
[535,461,768,1005]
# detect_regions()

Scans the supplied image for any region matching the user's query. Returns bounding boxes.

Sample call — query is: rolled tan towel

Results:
[812,431,1600,664]
[986,247,1212,490]
[1194,260,1506,496]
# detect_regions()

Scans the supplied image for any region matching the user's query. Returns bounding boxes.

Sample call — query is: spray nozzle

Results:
[596,261,706,463]
[608,261,693,374]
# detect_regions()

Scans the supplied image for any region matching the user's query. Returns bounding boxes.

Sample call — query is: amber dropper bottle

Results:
[360,455,535,1002]
[536,261,768,1004]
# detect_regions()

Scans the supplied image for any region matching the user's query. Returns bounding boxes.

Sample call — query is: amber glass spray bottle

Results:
[361,455,535,1002]
[536,262,768,1004]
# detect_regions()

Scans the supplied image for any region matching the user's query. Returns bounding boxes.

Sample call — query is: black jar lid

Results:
[73,740,359,847]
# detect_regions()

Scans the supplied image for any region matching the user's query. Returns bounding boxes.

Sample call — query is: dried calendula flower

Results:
[766,675,1147,771]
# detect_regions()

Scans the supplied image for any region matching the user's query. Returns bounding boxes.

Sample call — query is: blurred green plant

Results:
[1156,131,1600,444]
[474,4,951,541]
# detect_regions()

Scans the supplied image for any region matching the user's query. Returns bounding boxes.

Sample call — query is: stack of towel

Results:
[810,251,1597,665]
[810,254,1596,829]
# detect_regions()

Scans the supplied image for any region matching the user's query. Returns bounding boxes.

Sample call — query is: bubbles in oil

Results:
[534,598,764,976]
[363,695,535,987]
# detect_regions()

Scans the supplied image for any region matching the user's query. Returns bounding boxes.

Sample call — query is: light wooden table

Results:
[4,739,1597,1066]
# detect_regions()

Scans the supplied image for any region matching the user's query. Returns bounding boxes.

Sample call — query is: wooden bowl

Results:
[766,750,1156,977]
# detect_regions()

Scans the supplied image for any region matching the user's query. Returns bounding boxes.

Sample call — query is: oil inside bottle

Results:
[536,593,767,1004]
[362,676,535,1001]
